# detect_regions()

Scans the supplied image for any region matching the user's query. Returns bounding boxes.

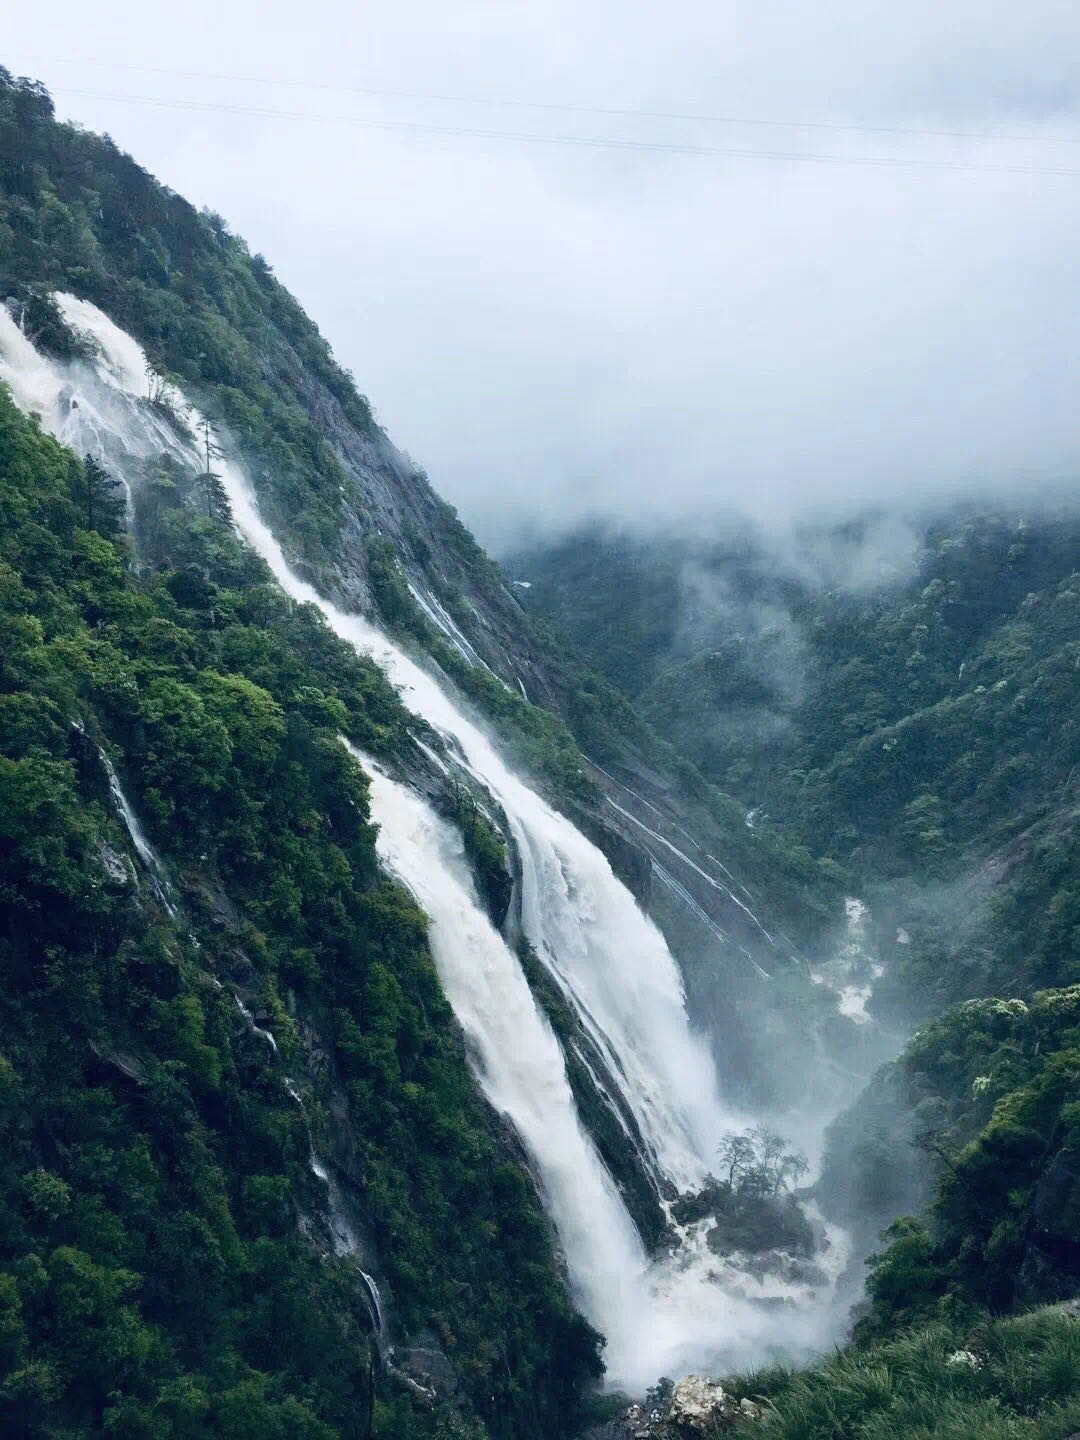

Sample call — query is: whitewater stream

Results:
[0,294,852,1387]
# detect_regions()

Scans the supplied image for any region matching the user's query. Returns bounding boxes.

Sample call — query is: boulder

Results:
[612,1379,762,1438]
[89,1041,148,1087]
[667,1375,749,1432]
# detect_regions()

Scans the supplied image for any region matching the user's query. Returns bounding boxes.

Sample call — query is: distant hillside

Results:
[512,510,1080,1010]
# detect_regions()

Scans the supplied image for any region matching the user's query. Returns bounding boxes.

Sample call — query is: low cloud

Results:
[7,0,1080,550]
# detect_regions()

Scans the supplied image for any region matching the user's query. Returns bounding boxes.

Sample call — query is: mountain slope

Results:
[0,64,880,1437]
[0,69,624,1440]
[1,66,860,1128]
[511,514,1080,1011]
[13,61,1068,1440]
[0,379,603,1439]
[511,518,1080,1432]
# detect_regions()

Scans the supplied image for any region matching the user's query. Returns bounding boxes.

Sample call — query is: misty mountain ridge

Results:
[3,64,1080,1440]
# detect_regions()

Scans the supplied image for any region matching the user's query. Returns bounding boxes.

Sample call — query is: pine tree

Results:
[201,468,231,523]
[80,454,126,534]
[196,418,231,523]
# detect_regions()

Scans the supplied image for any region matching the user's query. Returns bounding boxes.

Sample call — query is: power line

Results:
[47,85,1080,179]
[21,53,1080,149]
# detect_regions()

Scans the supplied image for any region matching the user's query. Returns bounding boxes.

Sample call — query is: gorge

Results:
[5,66,1080,1440]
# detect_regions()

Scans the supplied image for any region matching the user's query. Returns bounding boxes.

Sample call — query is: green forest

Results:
[0,67,603,1439]
[513,515,1080,1009]
[0,385,602,1439]
[512,520,1080,1432]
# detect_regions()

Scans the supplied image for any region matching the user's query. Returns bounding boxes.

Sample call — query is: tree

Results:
[200,469,231,524]
[79,454,125,534]
[195,418,230,523]
[718,1125,809,1197]
[776,1147,809,1195]
[717,1131,756,1188]
[860,1216,943,1338]
[145,362,171,404]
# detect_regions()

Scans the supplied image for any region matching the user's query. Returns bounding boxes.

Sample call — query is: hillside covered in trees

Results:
[5,57,1080,1440]
[514,519,1080,1434]
[512,513,1080,1014]
[0,68,607,1440]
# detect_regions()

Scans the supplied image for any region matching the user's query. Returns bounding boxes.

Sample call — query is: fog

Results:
[6,1,1080,550]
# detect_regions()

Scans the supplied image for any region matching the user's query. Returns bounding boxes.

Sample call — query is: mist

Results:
[6,0,1080,552]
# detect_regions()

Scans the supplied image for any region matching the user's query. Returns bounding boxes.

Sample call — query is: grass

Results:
[713,1306,1080,1438]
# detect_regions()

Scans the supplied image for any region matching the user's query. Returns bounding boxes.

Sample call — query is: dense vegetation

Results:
[512,513,1080,1008]
[712,981,1080,1437]
[0,64,846,955]
[824,986,1080,1334]
[0,69,379,561]
[0,380,601,1438]
[726,1305,1080,1440]
[517,519,1080,1435]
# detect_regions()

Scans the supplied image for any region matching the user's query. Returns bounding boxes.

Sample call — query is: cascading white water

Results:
[234,994,278,1053]
[91,738,177,916]
[3,298,726,1180]
[810,898,886,1026]
[355,752,649,1366]
[353,755,849,1383]
[284,1078,385,1334]
[0,295,190,511]
[0,294,850,1386]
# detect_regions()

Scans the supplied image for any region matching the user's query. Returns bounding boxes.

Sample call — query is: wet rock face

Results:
[1032,1141,1080,1248]
[564,801,653,908]
[96,840,133,888]
[391,1333,458,1397]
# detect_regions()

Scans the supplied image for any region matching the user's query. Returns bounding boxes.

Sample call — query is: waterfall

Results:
[0,294,848,1386]
[93,740,177,917]
[355,753,647,1367]
[285,1081,385,1335]
[605,796,775,947]
[234,994,278,1054]
[0,294,190,513]
[199,438,741,1193]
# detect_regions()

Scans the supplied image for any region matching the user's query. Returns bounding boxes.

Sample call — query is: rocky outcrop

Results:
[94,839,133,889]
[667,1376,761,1433]
[614,1377,762,1439]
[88,1041,148,1087]
[388,1332,458,1400]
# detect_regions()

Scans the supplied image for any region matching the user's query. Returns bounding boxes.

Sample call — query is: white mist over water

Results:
[0,295,189,511]
[810,899,886,1027]
[0,294,851,1386]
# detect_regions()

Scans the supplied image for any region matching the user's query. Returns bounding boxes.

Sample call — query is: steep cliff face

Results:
[0,368,610,1439]
[245,322,853,1115]
[2,67,851,1120]
[0,67,881,1439]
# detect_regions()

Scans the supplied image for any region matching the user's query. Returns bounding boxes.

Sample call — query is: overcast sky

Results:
[7,3,1080,550]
